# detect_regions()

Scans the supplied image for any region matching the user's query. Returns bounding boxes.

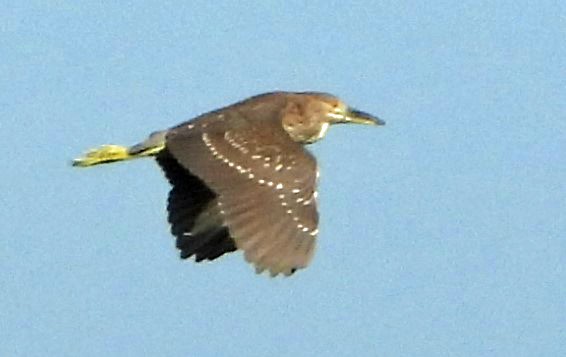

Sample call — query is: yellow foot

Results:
[72,145,131,167]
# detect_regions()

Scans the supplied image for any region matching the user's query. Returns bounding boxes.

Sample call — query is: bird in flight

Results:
[73,92,384,277]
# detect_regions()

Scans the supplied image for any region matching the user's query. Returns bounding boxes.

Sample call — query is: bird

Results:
[73,91,384,277]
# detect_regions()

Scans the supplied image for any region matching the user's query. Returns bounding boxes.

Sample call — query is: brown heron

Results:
[73,91,384,277]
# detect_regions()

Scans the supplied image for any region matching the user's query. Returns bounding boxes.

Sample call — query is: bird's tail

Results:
[72,130,166,168]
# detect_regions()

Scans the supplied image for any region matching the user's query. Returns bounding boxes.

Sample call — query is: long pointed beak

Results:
[346,108,385,126]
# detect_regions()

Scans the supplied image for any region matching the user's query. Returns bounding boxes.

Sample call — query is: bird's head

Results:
[281,92,385,143]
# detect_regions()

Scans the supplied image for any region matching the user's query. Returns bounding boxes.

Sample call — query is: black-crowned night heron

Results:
[73,92,384,277]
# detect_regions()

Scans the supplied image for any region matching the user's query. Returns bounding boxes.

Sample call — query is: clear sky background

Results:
[2,1,565,356]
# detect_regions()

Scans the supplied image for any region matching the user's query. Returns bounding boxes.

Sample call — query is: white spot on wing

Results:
[203,131,319,238]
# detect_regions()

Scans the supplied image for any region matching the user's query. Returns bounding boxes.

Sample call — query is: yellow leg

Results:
[72,131,166,167]
[72,145,134,167]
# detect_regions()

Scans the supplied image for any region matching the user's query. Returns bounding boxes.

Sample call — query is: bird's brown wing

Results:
[166,114,319,276]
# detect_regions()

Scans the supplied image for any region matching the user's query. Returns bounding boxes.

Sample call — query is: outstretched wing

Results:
[166,110,319,276]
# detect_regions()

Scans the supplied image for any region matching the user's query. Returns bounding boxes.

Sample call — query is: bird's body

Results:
[73,91,384,276]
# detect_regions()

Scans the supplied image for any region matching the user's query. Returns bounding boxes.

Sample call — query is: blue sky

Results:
[2,1,565,356]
